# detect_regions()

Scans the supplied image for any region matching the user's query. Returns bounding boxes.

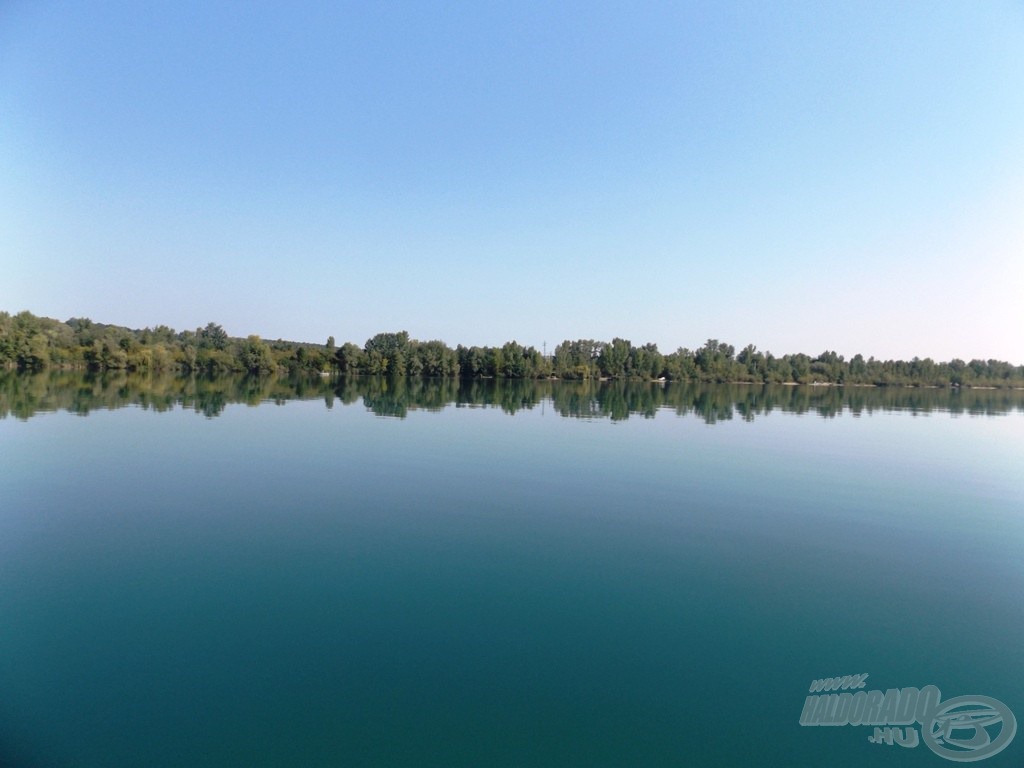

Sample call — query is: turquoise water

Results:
[1,379,1022,767]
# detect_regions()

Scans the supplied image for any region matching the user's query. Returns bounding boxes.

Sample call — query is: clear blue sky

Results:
[2,1,1022,362]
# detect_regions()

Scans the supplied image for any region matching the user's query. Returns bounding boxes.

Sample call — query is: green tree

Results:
[238,335,275,373]
[695,339,736,382]
[20,333,51,369]
[334,343,364,374]
[630,342,663,380]
[199,322,228,350]
[598,338,631,378]
[364,331,410,376]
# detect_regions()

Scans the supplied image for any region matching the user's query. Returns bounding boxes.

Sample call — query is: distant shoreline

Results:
[2,309,1022,388]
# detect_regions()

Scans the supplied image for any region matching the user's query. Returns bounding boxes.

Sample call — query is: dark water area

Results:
[1,373,1022,766]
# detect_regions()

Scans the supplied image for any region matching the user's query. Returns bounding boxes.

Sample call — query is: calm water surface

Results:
[2,376,1022,767]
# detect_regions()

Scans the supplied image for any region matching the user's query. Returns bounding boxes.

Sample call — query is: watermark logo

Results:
[923,695,1017,762]
[799,674,1016,762]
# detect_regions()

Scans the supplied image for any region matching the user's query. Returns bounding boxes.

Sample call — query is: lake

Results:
[2,372,1022,767]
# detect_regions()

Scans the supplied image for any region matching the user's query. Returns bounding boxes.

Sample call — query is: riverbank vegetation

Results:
[2,310,1022,387]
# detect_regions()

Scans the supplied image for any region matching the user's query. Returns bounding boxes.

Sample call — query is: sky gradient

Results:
[2,2,1023,362]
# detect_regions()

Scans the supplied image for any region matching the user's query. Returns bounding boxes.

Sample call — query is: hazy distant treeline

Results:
[2,310,1022,387]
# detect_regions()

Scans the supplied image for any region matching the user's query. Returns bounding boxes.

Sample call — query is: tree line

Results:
[2,309,1022,387]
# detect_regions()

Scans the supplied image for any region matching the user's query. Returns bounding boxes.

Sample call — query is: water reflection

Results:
[2,369,1022,422]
